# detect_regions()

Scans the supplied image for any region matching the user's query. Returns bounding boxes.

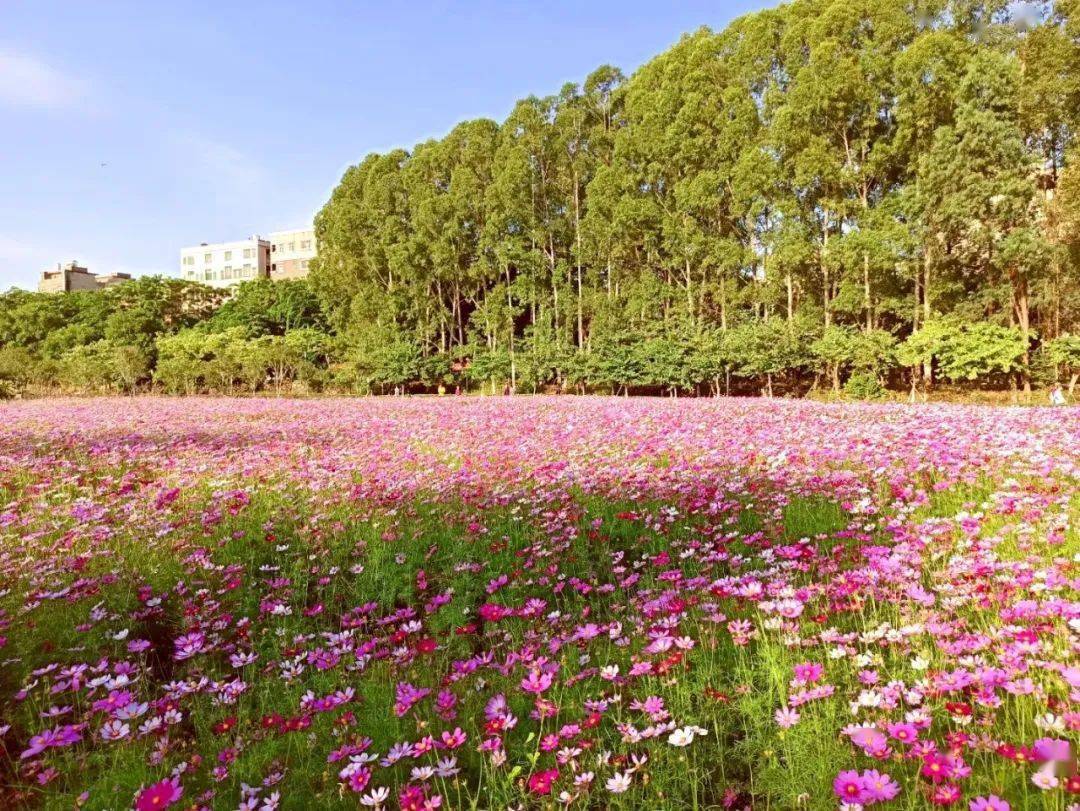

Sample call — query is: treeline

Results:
[6,0,1080,399]
[0,278,339,397]
[1,271,1079,399]
[306,0,1080,398]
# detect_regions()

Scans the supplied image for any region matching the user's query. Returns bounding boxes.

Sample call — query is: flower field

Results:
[0,397,1077,810]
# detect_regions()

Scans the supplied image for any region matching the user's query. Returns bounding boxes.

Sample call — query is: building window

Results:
[223,250,232,261]
[301,240,311,250]
[287,242,295,251]
[187,270,196,278]
[243,248,252,259]
[204,253,212,263]
[182,256,194,266]
[301,260,310,270]
[205,270,216,281]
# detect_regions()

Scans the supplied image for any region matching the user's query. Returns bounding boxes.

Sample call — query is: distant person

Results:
[437,384,446,396]
[1049,383,1067,406]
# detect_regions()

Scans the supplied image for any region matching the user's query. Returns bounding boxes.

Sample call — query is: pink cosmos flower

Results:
[921,752,954,783]
[833,771,869,804]
[440,728,466,749]
[347,767,371,794]
[861,769,900,802]
[527,768,559,795]
[20,728,60,759]
[173,632,206,660]
[929,783,962,805]
[887,722,918,744]
[520,669,553,694]
[969,797,1010,811]
[793,661,823,683]
[134,778,183,810]
[774,706,799,728]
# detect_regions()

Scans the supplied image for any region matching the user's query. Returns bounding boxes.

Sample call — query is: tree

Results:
[1045,333,1080,393]
[898,318,1026,392]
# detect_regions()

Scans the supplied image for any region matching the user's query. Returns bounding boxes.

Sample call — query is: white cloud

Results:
[0,48,90,110]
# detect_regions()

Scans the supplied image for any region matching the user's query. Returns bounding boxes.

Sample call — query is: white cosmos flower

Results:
[668,727,695,747]
[99,719,130,741]
[359,786,390,808]
[606,771,632,794]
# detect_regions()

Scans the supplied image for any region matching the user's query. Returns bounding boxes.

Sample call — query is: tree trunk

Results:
[574,174,584,350]
[863,252,872,332]
[785,272,794,332]
[822,211,831,328]
[684,257,694,327]
[1013,273,1032,397]
[720,275,728,331]
[922,252,932,387]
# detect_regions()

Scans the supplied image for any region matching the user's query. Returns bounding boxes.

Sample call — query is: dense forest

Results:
[5,0,1080,399]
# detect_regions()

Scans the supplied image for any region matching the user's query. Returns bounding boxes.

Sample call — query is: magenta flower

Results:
[527,768,559,795]
[793,661,823,683]
[862,769,900,802]
[969,797,1010,811]
[887,722,918,744]
[520,668,553,694]
[134,778,182,810]
[833,770,870,804]
[173,631,206,660]
[20,728,59,759]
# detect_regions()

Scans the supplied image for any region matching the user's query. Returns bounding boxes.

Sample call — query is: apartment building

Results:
[179,236,270,288]
[268,228,316,280]
[38,261,131,293]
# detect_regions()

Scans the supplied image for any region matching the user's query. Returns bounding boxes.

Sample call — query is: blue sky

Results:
[1,1,764,291]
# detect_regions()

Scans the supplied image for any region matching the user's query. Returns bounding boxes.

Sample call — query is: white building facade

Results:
[268,228,316,281]
[179,236,271,288]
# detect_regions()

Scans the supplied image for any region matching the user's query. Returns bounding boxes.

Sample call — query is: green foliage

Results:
[58,341,148,393]
[899,319,1027,382]
[1045,333,1080,371]
[724,320,809,393]
[844,372,888,401]
[206,278,324,336]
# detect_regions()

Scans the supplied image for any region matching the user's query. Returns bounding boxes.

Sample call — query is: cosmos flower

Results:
[969,797,1010,811]
[774,706,800,729]
[134,778,183,811]
[833,771,870,805]
[862,769,900,802]
[527,768,559,795]
[606,772,632,794]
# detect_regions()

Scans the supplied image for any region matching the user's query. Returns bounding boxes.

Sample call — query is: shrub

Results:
[843,371,887,400]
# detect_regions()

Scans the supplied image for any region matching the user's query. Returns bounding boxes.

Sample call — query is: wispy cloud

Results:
[0,48,90,110]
